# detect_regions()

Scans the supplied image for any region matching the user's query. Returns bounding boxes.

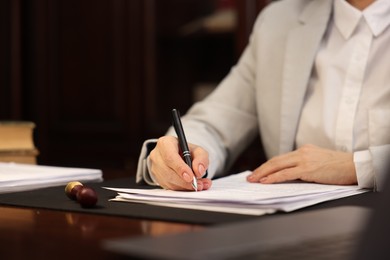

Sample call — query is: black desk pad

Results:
[0,177,375,225]
[0,177,255,224]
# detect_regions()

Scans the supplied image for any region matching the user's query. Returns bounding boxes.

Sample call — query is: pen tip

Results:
[192,176,198,192]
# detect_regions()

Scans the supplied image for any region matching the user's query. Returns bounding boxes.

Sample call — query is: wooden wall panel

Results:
[143,0,270,138]
[0,0,10,118]
[143,0,236,138]
[23,0,145,171]
[0,0,270,175]
[0,0,23,119]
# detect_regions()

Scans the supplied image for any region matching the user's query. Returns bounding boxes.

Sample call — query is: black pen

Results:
[171,109,198,191]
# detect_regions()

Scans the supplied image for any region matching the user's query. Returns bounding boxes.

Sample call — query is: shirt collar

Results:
[363,0,390,37]
[334,0,390,39]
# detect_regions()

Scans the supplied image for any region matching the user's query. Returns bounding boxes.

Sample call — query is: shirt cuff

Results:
[135,139,160,186]
[354,150,375,190]
[146,155,160,186]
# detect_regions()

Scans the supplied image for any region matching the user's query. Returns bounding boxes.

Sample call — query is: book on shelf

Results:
[0,149,39,164]
[0,121,39,164]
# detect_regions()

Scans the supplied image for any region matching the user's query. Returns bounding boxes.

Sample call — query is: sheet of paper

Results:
[105,171,368,216]
[0,162,103,193]
[110,189,365,216]
[106,171,361,203]
[111,196,277,216]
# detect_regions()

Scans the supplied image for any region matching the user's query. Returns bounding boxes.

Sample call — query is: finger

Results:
[156,137,195,183]
[150,152,193,191]
[195,181,204,191]
[156,162,195,190]
[258,168,301,184]
[153,163,197,191]
[199,178,212,190]
[247,152,298,182]
[165,181,196,191]
[167,178,212,192]
[190,144,209,178]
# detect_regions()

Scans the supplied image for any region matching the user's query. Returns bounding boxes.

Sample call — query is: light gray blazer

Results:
[137,0,390,189]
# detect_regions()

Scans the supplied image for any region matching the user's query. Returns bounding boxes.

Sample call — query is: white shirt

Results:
[296,0,390,189]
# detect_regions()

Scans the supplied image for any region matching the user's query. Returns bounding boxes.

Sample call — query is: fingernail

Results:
[260,177,267,183]
[198,164,205,177]
[247,175,254,181]
[182,172,192,182]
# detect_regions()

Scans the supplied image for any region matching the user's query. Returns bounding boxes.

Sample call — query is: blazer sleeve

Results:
[163,14,272,179]
[135,12,270,184]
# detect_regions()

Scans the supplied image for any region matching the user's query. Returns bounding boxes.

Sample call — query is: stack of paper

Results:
[0,162,103,193]
[106,171,368,216]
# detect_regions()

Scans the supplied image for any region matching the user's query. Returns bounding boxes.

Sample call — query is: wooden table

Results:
[0,169,376,259]
[0,169,205,259]
[0,204,204,259]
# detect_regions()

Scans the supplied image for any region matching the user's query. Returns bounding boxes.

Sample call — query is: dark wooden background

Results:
[0,0,269,176]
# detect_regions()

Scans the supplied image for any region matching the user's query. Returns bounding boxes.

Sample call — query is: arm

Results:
[247,144,390,191]
[135,14,267,187]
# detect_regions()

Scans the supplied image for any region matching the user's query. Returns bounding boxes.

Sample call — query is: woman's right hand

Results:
[148,136,212,191]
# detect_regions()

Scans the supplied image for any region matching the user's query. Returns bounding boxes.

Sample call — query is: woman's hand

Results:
[149,136,212,191]
[247,144,357,185]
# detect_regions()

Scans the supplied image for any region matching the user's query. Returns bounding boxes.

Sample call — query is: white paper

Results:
[105,171,368,216]
[0,162,103,193]
[112,196,277,216]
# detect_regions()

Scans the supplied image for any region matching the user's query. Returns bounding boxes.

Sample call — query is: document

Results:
[105,171,368,216]
[0,162,103,193]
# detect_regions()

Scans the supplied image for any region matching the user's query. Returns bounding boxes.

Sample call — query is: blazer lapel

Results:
[279,0,333,154]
